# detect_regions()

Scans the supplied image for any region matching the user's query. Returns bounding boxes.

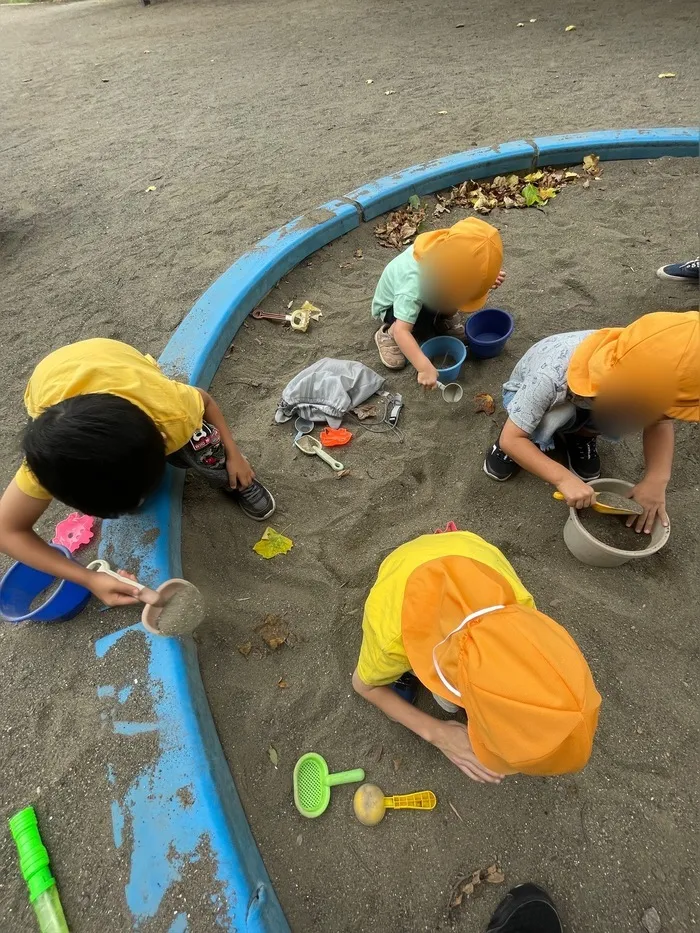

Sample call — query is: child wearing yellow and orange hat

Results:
[372,217,505,388]
[483,311,700,534]
[352,532,601,784]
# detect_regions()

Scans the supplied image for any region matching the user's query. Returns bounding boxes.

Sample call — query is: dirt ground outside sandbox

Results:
[1,0,698,929]
[187,158,699,933]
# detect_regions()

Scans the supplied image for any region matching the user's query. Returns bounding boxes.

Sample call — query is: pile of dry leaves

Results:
[449,863,505,911]
[374,155,603,248]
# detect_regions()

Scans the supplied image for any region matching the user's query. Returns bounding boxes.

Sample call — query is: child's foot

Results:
[390,672,419,704]
[374,327,406,370]
[563,433,601,481]
[432,691,460,713]
[486,884,562,933]
[656,258,699,281]
[483,437,520,481]
[433,312,466,340]
[226,478,276,520]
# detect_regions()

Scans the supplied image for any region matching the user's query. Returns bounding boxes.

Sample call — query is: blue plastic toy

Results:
[420,335,467,382]
[465,307,514,359]
[0,544,92,623]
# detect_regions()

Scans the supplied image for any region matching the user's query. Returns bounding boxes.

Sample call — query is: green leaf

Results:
[253,527,294,559]
[408,194,421,210]
[268,745,279,767]
[521,183,544,207]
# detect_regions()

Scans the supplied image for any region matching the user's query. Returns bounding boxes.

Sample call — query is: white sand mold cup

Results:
[562,478,670,568]
[87,559,205,635]
[436,381,463,403]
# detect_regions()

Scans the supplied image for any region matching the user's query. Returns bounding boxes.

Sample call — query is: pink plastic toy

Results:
[52,513,95,553]
[434,521,458,534]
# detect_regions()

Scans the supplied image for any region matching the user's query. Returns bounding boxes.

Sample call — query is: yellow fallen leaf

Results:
[277,678,288,689]
[437,110,448,115]
[658,72,676,78]
[366,79,374,84]
[253,527,294,559]
[538,186,557,200]
[565,24,576,31]
[582,153,601,175]
[523,170,544,182]
[145,185,157,192]
[385,89,396,95]
[564,170,579,179]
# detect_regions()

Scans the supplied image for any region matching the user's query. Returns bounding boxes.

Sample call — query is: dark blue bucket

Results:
[0,544,92,623]
[465,308,514,359]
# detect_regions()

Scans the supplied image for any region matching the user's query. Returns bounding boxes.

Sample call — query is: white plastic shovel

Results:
[294,434,345,472]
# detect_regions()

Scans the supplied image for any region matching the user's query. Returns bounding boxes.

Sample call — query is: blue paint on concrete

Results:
[96,129,697,931]
[97,685,115,698]
[168,915,188,933]
[113,721,159,737]
[111,799,124,849]
[118,685,133,704]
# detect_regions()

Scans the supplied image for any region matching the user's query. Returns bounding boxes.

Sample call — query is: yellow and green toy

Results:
[353,783,437,826]
[9,806,69,933]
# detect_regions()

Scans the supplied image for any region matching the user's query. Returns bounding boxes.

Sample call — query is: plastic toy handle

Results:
[552,491,567,502]
[9,806,69,933]
[384,791,437,811]
[327,768,365,787]
[315,448,345,471]
[86,559,144,592]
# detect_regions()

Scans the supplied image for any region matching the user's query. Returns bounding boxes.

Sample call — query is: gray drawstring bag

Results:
[275,358,386,428]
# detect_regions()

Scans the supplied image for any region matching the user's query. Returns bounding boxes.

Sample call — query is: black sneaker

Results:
[486,883,562,933]
[656,258,699,281]
[226,479,276,521]
[563,433,601,481]
[483,438,520,481]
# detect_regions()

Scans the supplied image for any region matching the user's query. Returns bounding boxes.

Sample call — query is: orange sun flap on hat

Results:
[567,310,700,423]
[401,556,601,776]
[413,217,503,313]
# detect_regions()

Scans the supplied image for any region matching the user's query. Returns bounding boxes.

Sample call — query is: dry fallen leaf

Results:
[335,469,351,479]
[658,72,676,78]
[237,642,253,658]
[367,743,384,764]
[145,185,157,192]
[582,153,602,176]
[296,833,303,846]
[256,614,290,650]
[252,527,294,559]
[268,745,279,767]
[474,392,495,415]
[516,22,525,27]
[277,678,288,689]
[374,199,426,249]
[354,248,363,259]
[448,800,464,822]
[287,299,294,309]
[384,89,396,95]
[437,110,448,115]
[455,22,465,27]
[366,78,374,84]
[452,893,463,908]
[582,179,591,188]
[523,170,544,182]
[529,18,537,22]
[565,24,576,31]
[392,758,401,772]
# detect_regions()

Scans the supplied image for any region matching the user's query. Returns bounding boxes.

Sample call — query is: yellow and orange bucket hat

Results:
[567,310,700,422]
[401,555,601,776]
[413,217,503,313]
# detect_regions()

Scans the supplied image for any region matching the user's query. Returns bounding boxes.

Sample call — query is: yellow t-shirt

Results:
[356,532,536,687]
[16,339,205,500]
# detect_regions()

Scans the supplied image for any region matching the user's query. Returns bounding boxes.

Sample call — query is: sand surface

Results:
[189,158,699,933]
[0,0,698,929]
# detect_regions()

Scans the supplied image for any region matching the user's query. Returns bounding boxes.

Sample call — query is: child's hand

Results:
[432,720,504,784]
[493,269,506,288]
[556,474,596,509]
[417,363,439,389]
[226,452,255,490]
[626,478,668,533]
[89,569,143,607]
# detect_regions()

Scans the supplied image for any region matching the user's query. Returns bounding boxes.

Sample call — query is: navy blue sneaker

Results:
[656,258,699,281]
[486,884,562,933]
[390,672,419,704]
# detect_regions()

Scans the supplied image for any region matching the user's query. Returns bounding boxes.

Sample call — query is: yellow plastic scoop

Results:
[553,491,644,516]
[353,783,437,826]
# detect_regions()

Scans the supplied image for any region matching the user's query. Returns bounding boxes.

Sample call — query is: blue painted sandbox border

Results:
[95,127,698,931]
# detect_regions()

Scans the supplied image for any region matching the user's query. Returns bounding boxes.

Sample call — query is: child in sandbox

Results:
[372,217,505,388]
[0,339,276,607]
[352,532,601,784]
[483,310,700,533]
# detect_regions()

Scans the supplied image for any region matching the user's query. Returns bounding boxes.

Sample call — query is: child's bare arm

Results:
[197,389,254,489]
[626,420,674,533]
[390,321,439,388]
[352,669,503,784]
[0,481,151,607]
[499,417,595,508]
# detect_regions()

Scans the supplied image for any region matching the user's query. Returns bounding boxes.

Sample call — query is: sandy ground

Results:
[0,0,698,930]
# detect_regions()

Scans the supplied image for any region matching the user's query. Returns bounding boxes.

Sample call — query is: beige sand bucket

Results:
[562,478,670,568]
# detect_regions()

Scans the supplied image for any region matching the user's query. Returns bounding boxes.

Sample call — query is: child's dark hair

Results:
[23,394,166,518]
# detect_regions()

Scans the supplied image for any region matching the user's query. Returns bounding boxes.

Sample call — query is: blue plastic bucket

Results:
[0,544,92,623]
[420,335,467,382]
[465,308,514,359]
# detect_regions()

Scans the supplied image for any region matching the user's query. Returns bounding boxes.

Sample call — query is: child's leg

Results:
[168,422,275,520]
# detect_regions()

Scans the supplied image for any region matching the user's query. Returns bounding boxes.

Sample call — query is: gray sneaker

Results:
[374,327,406,370]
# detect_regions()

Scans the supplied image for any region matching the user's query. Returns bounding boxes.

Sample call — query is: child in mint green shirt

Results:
[372,217,504,388]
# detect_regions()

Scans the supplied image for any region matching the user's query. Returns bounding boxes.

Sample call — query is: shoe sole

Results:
[566,450,601,482]
[483,459,516,482]
[656,266,698,282]
[374,329,406,370]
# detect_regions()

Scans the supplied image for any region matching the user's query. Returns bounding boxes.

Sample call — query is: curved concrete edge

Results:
[96,128,698,931]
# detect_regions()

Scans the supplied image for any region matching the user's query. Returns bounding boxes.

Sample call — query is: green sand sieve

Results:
[293,752,365,818]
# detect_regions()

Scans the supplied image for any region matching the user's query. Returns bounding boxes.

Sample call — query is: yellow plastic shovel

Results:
[552,491,643,516]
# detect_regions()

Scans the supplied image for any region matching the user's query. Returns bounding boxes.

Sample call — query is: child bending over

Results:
[372,217,505,388]
[0,339,275,607]
[484,311,699,533]
[353,532,600,784]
